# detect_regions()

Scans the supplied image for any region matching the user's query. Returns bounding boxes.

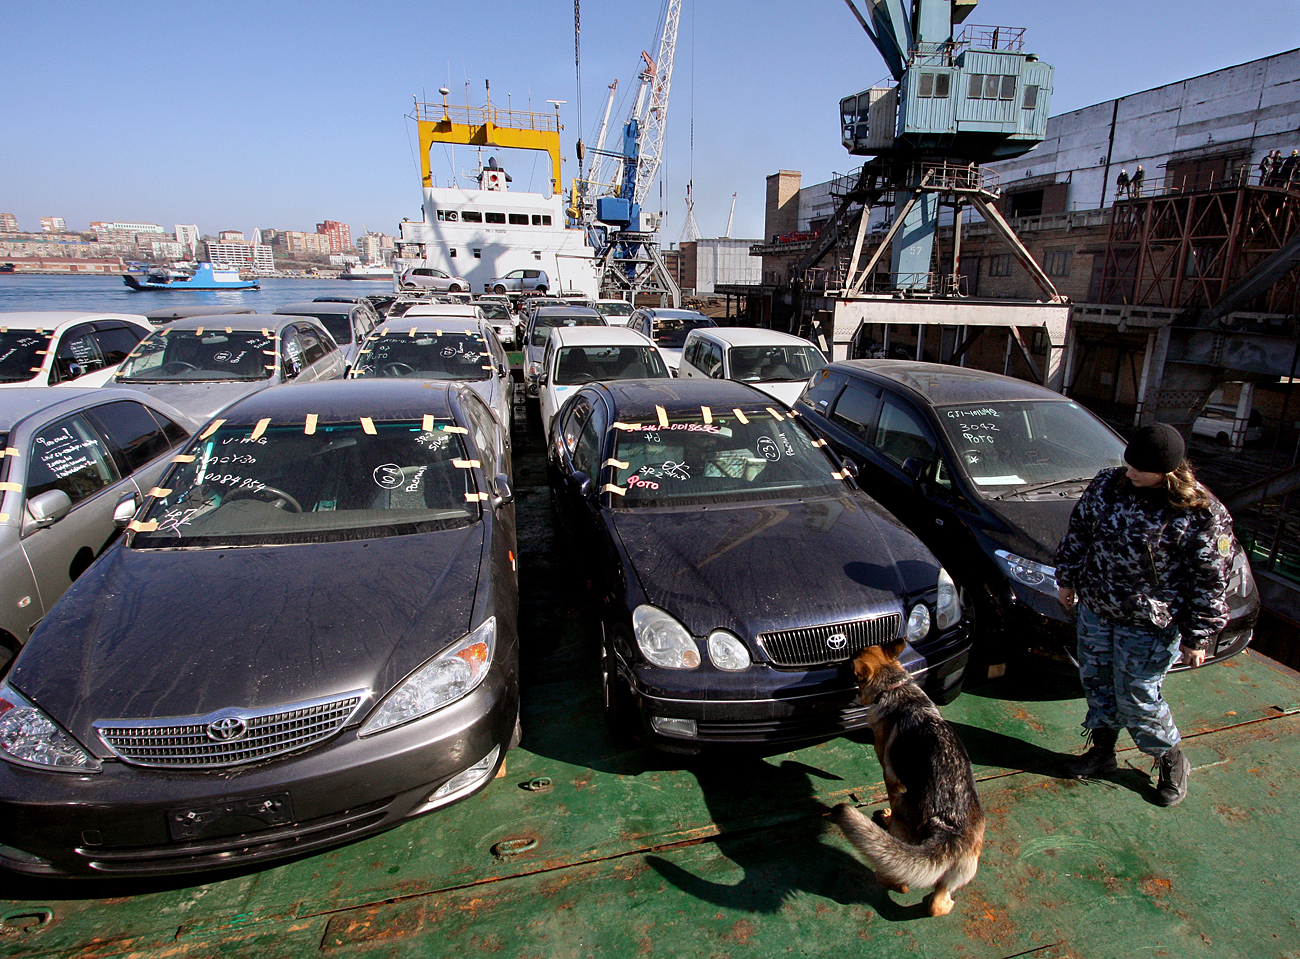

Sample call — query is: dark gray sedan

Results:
[0,379,519,877]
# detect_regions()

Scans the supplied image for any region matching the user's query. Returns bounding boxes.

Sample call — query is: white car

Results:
[350,315,513,431]
[0,312,153,389]
[677,328,826,407]
[538,326,671,436]
[402,303,486,320]
[594,299,634,326]
[1192,402,1264,444]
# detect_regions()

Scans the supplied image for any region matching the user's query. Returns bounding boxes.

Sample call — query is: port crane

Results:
[571,0,683,305]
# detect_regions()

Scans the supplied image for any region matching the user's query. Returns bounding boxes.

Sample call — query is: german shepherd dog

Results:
[833,642,984,916]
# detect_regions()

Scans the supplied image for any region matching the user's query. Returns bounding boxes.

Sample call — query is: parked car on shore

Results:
[0,313,153,389]
[399,266,472,294]
[485,269,549,295]
[110,314,346,422]
[547,378,970,752]
[0,379,520,877]
[0,388,198,671]
[677,328,825,406]
[1192,402,1264,445]
[794,361,1259,677]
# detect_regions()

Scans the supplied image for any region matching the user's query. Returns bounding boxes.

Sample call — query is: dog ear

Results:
[883,639,906,660]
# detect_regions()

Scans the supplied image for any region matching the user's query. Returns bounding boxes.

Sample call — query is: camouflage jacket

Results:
[1055,468,1234,647]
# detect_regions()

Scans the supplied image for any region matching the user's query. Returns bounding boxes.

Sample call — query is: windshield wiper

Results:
[995,476,1095,500]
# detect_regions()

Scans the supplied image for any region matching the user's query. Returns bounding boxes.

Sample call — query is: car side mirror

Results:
[491,473,514,509]
[538,372,549,387]
[112,492,141,529]
[840,459,859,481]
[25,489,73,530]
[572,470,593,499]
[901,456,926,485]
[497,363,508,379]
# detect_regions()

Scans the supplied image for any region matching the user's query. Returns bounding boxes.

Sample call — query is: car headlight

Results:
[633,606,700,669]
[906,602,931,643]
[1228,549,1253,597]
[360,618,496,736]
[936,567,961,630]
[994,549,1059,597]
[0,686,100,772]
[707,630,751,670]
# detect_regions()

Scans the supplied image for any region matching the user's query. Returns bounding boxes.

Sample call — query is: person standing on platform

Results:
[1131,165,1145,197]
[1116,168,1130,201]
[1054,424,1235,807]
[1283,150,1300,189]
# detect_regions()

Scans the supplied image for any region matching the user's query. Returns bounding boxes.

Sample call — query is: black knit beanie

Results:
[1125,423,1185,474]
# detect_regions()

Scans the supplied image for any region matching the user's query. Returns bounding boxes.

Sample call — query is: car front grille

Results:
[95,691,367,769]
[757,613,901,668]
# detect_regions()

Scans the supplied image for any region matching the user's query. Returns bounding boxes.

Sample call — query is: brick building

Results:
[315,220,352,253]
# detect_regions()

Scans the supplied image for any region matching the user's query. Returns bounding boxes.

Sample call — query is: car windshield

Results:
[596,302,633,317]
[131,420,478,548]
[531,314,603,348]
[728,345,825,383]
[554,345,668,385]
[0,330,53,382]
[650,317,713,348]
[610,409,842,507]
[935,399,1125,498]
[116,330,275,382]
[477,302,511,321]
[280,311,351,345]
[351,331,492,381]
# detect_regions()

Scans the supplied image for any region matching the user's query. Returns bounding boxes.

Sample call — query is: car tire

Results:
[600,631,636,736]
[402,283,419,291]
[1215,431,1230,445]
[494,285,508,295]
[448,284,462,293]
[509,710,523,750]
[534,287,547,294]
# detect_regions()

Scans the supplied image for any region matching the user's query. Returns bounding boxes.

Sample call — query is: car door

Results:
[551,393,603,546]
[19,411,129,612]
[298,322,345,380]
[280,328,310,382]
[48,323,107,386]
[85,398,190,517]
[90,323,147,384]
[480,324,512,427]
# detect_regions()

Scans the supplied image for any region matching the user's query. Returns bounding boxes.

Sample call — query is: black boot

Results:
[1063,727,1119,779]
[1154,746,1190,806]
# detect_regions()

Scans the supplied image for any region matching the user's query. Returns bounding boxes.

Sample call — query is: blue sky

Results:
[2,1,1297,243]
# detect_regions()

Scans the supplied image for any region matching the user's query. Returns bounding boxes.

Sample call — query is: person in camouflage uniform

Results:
[1055,423,1234,806]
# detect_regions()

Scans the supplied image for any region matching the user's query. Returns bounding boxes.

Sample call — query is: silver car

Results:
[109,314,347,423]
[0,388,200,669]
[399,266,472,294]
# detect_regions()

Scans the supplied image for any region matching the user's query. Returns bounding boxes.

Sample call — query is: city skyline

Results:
[3,1,1297,242]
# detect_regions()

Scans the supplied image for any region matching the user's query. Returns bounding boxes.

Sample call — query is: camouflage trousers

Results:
[1076,603,1182,757]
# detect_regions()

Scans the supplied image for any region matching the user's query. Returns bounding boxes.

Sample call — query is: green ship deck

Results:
[0,422,1297,959]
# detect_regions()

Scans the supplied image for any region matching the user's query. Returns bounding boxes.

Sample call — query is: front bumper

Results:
[626,624,970,748]
[0,671,515,878]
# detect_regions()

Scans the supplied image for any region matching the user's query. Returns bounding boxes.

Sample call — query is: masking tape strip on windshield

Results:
[701,406,712,424]
[453,459,481,468]
[603,484,627,496]
[605,458,629,469]
[250,418,271,441]
[0,482,21,492]
[422,414,435,431]
[262,349,277,356]
[787,408,800,416]
[199,419,226,440]
[441,425,469,434]
[656,405,669,428]
[172,454,196,463]
[195,328,203,335]
[149,487,172,498]
[0,448,17,458]
[360,417,376,434]
[34,350,47,356]
[811,438,828,447]
[0,514,7,522]
[262,328,271,337]
[832,470,849,480]
[767,408,786,421]
[127,520,158,532]
[225,327,232,333]
[612,422,642,431]
[304,414,318,435]
[465,492,488,502]
[409,327,418,337]
[733,409,750,424]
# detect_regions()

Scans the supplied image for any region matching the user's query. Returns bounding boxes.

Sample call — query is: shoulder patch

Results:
[1216,534,1233,557]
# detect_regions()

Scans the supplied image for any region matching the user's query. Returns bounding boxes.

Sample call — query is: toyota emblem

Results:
[206,717,248,742]
[826,633,849,650]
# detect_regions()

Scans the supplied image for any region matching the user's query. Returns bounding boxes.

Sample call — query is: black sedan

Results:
[0,379,519,877]
[794,361,1259,676]
[547,378,970,752]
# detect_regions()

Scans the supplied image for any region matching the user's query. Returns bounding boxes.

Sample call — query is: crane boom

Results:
[633,0,681,205]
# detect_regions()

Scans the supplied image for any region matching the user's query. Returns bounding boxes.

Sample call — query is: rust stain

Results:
[723,918,755,944]
[572,771,595,791]
[470,932,506,952]
[100,897,131,906]
[1139,876,1173,897]
[1012,707,1045,732]
[1213,804,1253,823]
[961,891,1016,947]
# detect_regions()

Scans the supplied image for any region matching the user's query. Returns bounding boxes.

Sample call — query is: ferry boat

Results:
[338,262,394,281]
[394,103,598,296]
[123,261,259,291]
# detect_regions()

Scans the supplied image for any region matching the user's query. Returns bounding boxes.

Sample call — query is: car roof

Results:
[274,302,356,315]
[549,326,653,347]
[830,359,1070,407]
[0,387,175,433]
[534,306,600,318]
[593,377,778,421]
[0,311,149,329]
[595,299,632,305]
[641,308,711,320]
[401,304,481,317]
[373,317,479,334]
[159,313,300,332]
[142,306,257,321]
[691,328,817,348]
[191,378,459,427]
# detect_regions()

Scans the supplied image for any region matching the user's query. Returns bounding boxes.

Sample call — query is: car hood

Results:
[611,495,937,641]
[11,525,484,752]
[743,381,804,407]
[110,380,272,422]
[975,496,1076,566]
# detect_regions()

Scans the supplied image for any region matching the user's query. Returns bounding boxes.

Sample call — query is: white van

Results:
[1192,403,1263,444]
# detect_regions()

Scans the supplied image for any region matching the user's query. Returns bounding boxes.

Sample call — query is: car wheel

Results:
[448,284,462,293]
[534,286,547,294]
[959,582,1011,686]
[402,283,419,291]
[1216,431,1230,445]
[509,709,523,750]
[600,632,635,733]
[494,285,507,295]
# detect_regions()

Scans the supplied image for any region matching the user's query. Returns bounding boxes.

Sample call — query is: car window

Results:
[829,381,881,440]
[296,324,329,365]
[117,329,275,383]
[27,414,121,507]
[874,394,941,475]
[571,398,605,477]
[559,396,592,458]
[132,419,479,548]
[93,325,145,366]
[554,345,668,384]
[87,400,172,474]
[144,406,191,447]
[803,369,849,411]
[705,343,724,377]
[283,311,351,345]
[729,345,825,383]
[352,329,491,380]
[0,330,54,383]
[281,331,307,379]
[53,323,106,383]
[459,390,500,478]
[530,313,604,348]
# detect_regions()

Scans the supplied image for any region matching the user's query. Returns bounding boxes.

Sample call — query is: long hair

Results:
[1164,461,1211,509]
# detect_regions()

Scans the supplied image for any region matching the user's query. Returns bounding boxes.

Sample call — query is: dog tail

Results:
[832,803,974,891]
